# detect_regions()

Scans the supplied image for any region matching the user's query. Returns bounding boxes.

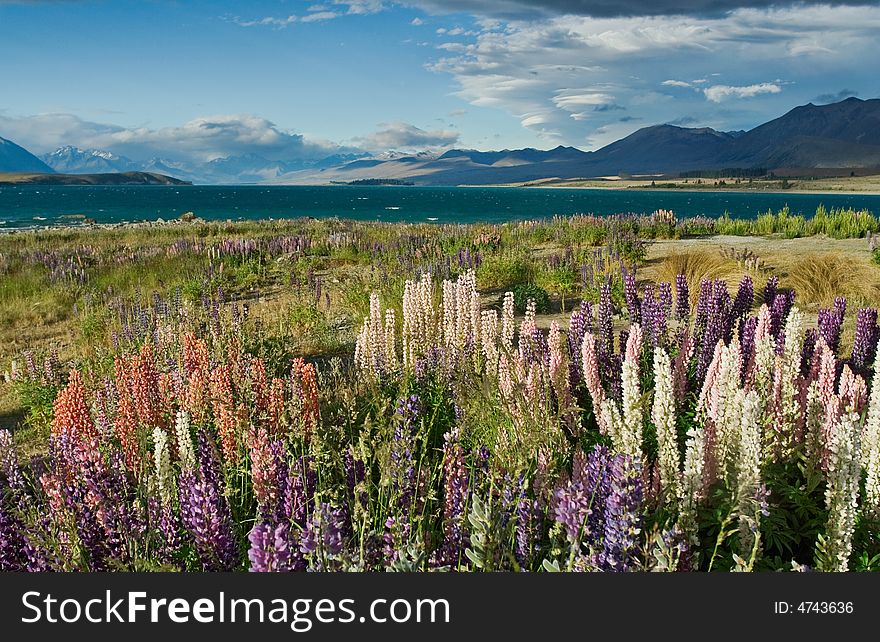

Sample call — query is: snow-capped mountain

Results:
[41,146,137,173]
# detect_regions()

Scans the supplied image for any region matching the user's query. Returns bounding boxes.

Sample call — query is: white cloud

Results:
[662,79,692,88]
[411,17,424,25]
[703,83,781,102]
[301,11,340,23]
[427,4,880,148]
[354,121,459,152]
[231,15,298,28]
[0,113,343,162]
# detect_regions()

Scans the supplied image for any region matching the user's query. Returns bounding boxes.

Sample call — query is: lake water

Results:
[2,184,880,230]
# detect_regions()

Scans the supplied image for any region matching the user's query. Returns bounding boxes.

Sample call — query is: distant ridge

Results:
[0,171,192,186]
[4,97,880,185]
[272,97,880,185]
[0,136,54,173]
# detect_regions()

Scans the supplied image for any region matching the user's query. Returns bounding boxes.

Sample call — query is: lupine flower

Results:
[674,273,690,322]
[734,390,764,563]
[581,333,607,433]
[600,324,643,459]
[178,431,238,571]
[818,298,846,354]
[851,308,879,376]
[300,503,347,568]
[52,370,96,440]
[597,455,643,572]
[440,428,469,565]
[862,355,880,518]
[651,348,679,501]
[248,522,296,572]
[623,269,640,323]
[174,410,196,471]
[770,308,806,460]
[731,275,754,325]
[152,428,174,506]
[819,410,861,571]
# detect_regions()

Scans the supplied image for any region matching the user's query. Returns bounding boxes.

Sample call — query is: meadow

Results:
[2,205,880,572]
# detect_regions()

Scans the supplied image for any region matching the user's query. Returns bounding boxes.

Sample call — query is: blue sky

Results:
[1,1,879,162]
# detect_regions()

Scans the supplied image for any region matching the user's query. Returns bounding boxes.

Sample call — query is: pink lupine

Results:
[580,333,607,433]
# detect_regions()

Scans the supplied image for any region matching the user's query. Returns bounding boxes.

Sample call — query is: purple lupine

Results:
[248,522,296,572]
[696,280,732,383]
[623,269,641,323]
[178,431,238,571]
[597,455,643,572]
[0,430,25,494]
[674,274,690,322]
[763,275,779,307]
[392,394,421,514]
[288,456,317,528]
[801,328,818,378]
[552,445,612,544]
[515,492,542,570]
[768,291,795,341]
[851,308,879,375]
[731,275,754,325]
[0,506,26,571]
[740,315,759,384]
[818,297,846,354]
[300,503,347,567]
[658,282,673,318]
[597,282,615,360]
[156,501,183,568]
[344,448,368,511]
[440,429,469,565]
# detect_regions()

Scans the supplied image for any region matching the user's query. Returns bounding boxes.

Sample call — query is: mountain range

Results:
[3,97,880,185]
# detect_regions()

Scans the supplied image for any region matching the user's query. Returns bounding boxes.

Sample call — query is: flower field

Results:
[2,208,880,572]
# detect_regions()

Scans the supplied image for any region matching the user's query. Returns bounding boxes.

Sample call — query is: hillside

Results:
[0,137,54,173]
[0,171,192,186]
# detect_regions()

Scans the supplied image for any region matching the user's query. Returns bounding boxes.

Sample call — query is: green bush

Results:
[511,283,550,313]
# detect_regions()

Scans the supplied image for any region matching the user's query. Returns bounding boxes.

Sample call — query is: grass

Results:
[783,253,880,309]
[649,250,741,302]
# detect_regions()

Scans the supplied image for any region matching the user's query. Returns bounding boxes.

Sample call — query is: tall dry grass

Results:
[650,250,741,304]
[783,253,880,308]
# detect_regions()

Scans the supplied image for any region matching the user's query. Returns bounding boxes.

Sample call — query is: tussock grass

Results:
[650,250,741,302]
[783,253,880,308]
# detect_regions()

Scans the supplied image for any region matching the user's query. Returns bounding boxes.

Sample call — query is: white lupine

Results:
[501,291,515,353]
[354,292,386,374]
[770,307,805,460]
[804,381,826,467]
[651,346,680,500]
[603,324,644,460]
[735,390,763,563]
[752,304,775,407]
[713,341,743,484]
[481,309,499,373]
[600,399,625,454]
[862,355,880,517]
[819,410,862,571]
[383,308,398,372]
[174,410,196,471]
[680,423,707,555]
[152,427,174,506]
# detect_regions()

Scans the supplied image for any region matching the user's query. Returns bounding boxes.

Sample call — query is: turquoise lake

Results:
[2,184,880,230]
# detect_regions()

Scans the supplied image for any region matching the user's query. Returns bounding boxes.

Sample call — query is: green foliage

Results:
[511,283,550,313]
